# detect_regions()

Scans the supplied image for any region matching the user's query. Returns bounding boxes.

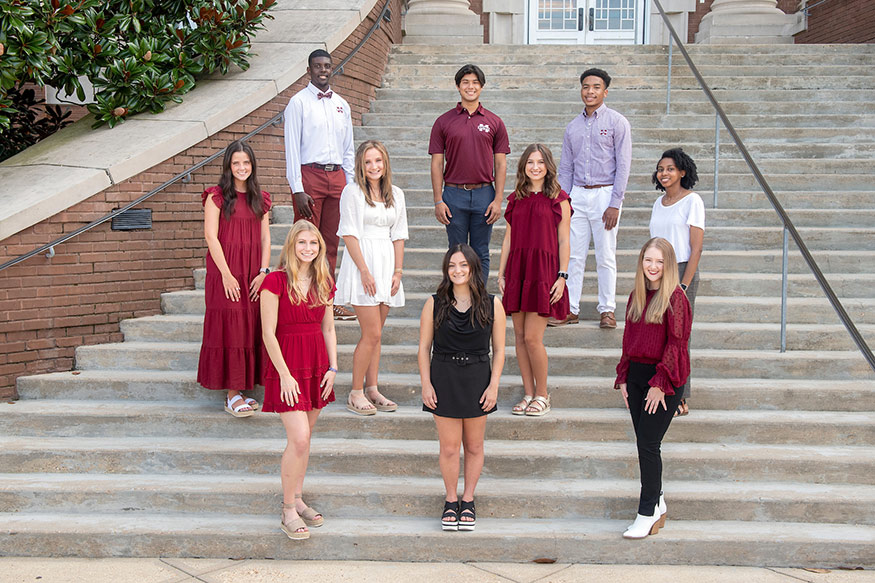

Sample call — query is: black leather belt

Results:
[304,162,342,172]
[433,352,490,365]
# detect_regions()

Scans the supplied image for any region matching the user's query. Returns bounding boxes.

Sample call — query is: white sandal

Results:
[224,394,254,418]
[525,395,551,417]
[512,395,533,416]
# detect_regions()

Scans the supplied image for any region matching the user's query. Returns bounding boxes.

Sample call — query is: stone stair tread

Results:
[3,435,871,461]
[8,400,875,425]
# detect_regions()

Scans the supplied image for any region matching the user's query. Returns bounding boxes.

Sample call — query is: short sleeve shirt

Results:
[649,192,705,263]
[428,103,510,184]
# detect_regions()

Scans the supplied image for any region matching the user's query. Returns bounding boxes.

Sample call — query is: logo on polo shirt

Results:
[477,123,491,133]
[337,106,344,114]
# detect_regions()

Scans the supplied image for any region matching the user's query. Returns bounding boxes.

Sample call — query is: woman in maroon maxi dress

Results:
[497,143,572,418]
[197,140,272,417]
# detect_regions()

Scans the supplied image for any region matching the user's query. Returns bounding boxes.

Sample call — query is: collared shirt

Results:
[283,82,355,193]
[428,102,510,184]
[558,103,632,208]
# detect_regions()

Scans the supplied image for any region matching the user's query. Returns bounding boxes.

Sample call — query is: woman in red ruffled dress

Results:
[197,140,272,417]
[260,219,338,540]
[497,143,571,418]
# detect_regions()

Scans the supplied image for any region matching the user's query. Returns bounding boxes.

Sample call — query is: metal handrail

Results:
[0,0,393,273]
[653,0,875,372]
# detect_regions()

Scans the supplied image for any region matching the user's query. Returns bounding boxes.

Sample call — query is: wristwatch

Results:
[680,283,688,291]
[557,271,569,280]
[259,268,271,274]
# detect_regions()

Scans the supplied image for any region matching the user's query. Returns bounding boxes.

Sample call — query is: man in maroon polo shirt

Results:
[429,64,510,282]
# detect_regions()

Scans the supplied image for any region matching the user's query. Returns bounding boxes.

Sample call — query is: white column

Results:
[483,0,525,44]
[695,0,803,44]
[404,0,484,44]
[650,0,697,46]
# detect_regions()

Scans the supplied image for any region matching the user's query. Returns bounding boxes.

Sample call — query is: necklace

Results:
[454,295,472,310]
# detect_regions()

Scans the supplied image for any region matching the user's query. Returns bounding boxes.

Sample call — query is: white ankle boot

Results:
[623,508,662,539]
[658,493,667,527]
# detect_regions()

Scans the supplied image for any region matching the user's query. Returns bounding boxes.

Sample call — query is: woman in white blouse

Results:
[649,147,704,417]
[336,140,409,415]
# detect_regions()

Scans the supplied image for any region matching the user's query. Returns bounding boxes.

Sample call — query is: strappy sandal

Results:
[525,395,551,417]
[512,395,533,416]
[224,394,254,418]
[243,397,260,411]
[280,503,309,540]
[674,399,689,417]
[441,500,459,531]
[347,389,377,416]
[365,386,397,412]
[458,499,476,531]
[295,493,323,527]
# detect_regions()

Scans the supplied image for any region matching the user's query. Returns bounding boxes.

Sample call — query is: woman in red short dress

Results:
[497,143,571,418]
[260,220,338,541]
[197,140,271,417]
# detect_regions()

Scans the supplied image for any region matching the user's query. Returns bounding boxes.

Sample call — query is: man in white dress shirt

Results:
[284,49,356,320]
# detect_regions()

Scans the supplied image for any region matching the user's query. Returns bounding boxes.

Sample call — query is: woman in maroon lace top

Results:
[615,237,691,540]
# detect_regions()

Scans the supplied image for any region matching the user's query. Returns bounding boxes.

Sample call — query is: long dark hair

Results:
[514,143,562,200]
[218,139,265,219]
[434,244,492,330]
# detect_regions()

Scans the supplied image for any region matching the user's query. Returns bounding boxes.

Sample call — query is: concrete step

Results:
[364,112,875,130]
[272,204,875,230]
[356,125,875,145]
[16,371,875,412]
[379,74,875,91]
[72,341,875,380]
[0,512,871,566]
[121,314,875,352]
[4,401,873,447]
[164,287,875,327]
[1,436,872,484]
[3,473,873,525]
[266,223,875,252]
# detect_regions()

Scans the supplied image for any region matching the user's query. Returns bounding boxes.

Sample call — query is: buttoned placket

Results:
[583,110,597,183]
[321,96,338,164]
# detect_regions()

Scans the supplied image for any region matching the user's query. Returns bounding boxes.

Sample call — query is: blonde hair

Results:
[628,237,681,325]
[513,143,562,200]
[354,140,395,208]
[276,220,333,307]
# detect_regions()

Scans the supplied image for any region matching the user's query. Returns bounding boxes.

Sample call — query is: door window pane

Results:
[538,0,577,30]
[592,0,635,32]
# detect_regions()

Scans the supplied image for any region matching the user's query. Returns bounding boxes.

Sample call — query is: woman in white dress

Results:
[336,140,409,415]
[649,147,704,417]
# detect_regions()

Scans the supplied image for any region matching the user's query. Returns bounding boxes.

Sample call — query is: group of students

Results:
[194,53,705,543]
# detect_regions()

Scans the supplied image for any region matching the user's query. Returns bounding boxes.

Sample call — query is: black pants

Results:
[626,361,683,516]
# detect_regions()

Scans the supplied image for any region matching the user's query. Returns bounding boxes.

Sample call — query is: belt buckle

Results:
[323,164,337,172]
[451,352,470,364]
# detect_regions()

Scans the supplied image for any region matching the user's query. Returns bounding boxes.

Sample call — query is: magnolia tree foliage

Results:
[0,0,275,158]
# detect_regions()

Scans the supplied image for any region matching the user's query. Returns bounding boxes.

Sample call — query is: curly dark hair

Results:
[652,147,699,192]
[434,244,492,331]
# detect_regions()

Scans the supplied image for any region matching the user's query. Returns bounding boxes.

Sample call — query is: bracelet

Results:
[434,200,444,206]
[327,366,338,373]
[394,268,403,274]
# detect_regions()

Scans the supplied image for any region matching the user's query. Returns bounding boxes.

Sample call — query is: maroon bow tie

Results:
[317,91,333,99]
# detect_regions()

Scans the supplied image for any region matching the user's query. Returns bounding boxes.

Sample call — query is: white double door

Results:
[528,0,645,44]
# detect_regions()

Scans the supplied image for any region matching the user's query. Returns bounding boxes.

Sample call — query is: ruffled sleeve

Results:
[259,271,286,295]
[202,185,223,209]
[503,192,517,225]
[552,189,572,225]
[262,190,272,212]
[649,287,692,395]
[390,185,409,241]
[337,184,364,239]
[614,291,635,388]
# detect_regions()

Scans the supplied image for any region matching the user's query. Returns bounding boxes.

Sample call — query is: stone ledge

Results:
[0,0,378,244]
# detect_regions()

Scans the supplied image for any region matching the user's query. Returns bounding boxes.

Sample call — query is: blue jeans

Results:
[442,184,495,283]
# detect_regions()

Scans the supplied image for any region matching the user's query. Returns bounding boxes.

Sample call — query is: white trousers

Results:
[567,185,620,315]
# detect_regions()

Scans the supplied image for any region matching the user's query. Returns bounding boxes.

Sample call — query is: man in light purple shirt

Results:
[552,68,631,329]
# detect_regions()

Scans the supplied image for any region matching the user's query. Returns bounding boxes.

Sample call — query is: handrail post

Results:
[666,36,672,115]
[713,111,720,208]
[781,226,789,353]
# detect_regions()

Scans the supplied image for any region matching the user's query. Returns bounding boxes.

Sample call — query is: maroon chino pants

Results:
[297,165,346,273]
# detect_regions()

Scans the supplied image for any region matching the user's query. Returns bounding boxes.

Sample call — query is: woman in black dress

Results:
[418,244,506,532]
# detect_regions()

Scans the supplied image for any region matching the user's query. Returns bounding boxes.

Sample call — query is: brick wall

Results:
[0,0,402,400]
[687,0,797,43]
[795,0,875,43]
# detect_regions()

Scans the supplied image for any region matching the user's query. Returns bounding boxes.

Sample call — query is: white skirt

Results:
[335,237,405,307]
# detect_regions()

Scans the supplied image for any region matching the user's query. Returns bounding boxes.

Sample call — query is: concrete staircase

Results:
[6,44,875,566]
